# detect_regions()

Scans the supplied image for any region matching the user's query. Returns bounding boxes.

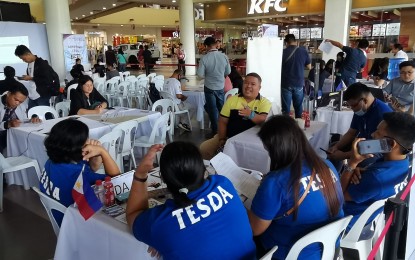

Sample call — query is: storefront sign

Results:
[247,0,287,14]
[195,8,204,20]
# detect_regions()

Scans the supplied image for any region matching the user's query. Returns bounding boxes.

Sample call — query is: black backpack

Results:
[148,82,161,103]
[49,66,61,96]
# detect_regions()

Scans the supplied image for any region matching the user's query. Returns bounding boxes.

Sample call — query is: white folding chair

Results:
[0,153,41,212]
[152,99,175,142]
[28,106,59,120]
[134,112,170,156]
[67,84,78,100]
[159,91,192,131]
[341,200,387,260]
[225,88,239,100]
[32,187,67,236]
[98,129,123,172]
[285,216,353,259]
[113,120,138,171]
[259,246,278,260]
[55,101,71,117]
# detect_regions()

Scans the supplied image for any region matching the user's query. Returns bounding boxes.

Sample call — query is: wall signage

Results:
[248,0,286,14]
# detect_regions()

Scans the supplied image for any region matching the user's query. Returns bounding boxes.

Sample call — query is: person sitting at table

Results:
[370,57,389,88]
[340,112,415,231]
[69,75,108,115]
[383,60,414,114]
[39,118,120,226]
[106,63,119,80]
[248,115,344,259]
[162,69,195,132]
[70,58,84,79]
[328,83,392,169]
[0,82,41,153]
[0,66,19,94]
[199,72,271,160]
[126,142,256,260]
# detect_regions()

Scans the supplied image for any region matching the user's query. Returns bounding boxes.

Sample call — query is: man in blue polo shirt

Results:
[341,112,415,229]
[326,39,368,86]
[281,34,311,118]
[328,83,392,168]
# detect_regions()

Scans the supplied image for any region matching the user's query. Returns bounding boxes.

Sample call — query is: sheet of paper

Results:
[318,41,333,54]
[210,153,260,202]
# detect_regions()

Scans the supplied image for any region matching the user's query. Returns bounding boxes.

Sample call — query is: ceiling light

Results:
[315,23,318,25]
[365,20,368,22]
[97,24,100,26]
[75,17,78,19]
[163,26,165,27]
[172,0,176,2]
[301,15,304,17]
[113,3,116,6]
[90,11,93,14]
[121,24,124,27]
[384,11,389,13]
[103,7,106,10]
[228,7,231,9]
[82,14,85,17]
[199,3,203,6]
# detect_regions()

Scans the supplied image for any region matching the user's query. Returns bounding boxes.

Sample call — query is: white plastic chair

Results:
[0,153,41,212]
[94,77,106,86]
[147,73,157,82]
[136,74,146,80]
[55,101,71,117]
[111,75,122,84]
[225,88,239,100]
[152,99,175,142]
[67,84,78,100]
[259,246,278,260]
[98,129,123,172]
[32,187,67,236]
[153,78,164,92]
[28,106,59,120]
[285,216,353,259]
[341,200,387,260]
[153,75,164,82]
[159,91,192,131]
[104,78,119,107]
[113,120,138,171]
[134,112,170,156]
[111,81,131,107]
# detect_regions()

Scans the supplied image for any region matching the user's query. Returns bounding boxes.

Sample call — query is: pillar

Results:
[322,0,352,61]
[155,28,163,59]
[179,0,196,75]
[43,0,72,81]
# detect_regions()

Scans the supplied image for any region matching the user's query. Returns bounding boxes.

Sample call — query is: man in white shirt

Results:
[392,44,409,61]
[162,69,195,132]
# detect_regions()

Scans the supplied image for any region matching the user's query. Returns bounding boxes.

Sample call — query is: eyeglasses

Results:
[384,135,412,154]
[400,71,414,75]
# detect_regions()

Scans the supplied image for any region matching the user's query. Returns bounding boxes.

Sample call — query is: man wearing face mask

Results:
[328,83,392,167]
[162,69,195,132]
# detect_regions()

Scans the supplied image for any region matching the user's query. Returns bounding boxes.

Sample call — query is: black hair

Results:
[76,75,94,91]
[336,52,344,58]
[394,43,403,51]
[4,66,15,78]
[159,142,206,208]
[75,58,81,63]
[343,82,371,101]
[118,49,124,55]
[383,112,415,154]
[9,81,28,96]
[284,34,296,43]
[14,45,32,56]
[246,72,262,83]
[173,69,182,75]
[44,118,89,163]
[258,115,341,219]
[139,45,144,49]
[325,59,335,73]
[204,36,216,47]
[379,57,389,71]
[144,45,149,50]
[399,60,415,70]
[358,39,369,49]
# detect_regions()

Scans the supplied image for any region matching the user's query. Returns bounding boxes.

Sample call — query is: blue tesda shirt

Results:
[281,45,310,88]
[132,175,256,260]
[39,160,105,226]
[344,157,409,230]
[350,98,392,139]
[251,160,344,260]
[341,46,367,78]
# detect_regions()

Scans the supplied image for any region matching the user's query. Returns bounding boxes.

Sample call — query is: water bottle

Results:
[103,176,115,207]
[94,180,105,205]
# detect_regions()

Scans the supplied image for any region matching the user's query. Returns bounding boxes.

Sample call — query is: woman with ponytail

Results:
[126,142,255,260]
[248,115,344,260]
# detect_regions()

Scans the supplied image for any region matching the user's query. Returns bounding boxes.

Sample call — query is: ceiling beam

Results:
[77,2,140,22]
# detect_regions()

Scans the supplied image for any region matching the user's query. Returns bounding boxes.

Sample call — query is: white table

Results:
[6,109,160,189]
[315,107,354,135]
[183,89,205,129]
[223,121,330,175]
[55,206,156,260]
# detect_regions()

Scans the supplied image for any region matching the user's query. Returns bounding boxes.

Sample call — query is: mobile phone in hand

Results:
[357,139,392,155]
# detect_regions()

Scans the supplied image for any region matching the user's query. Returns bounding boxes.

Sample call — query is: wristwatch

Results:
[343,164,355,173]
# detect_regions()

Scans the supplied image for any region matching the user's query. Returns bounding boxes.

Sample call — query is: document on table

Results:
[210,153,261,207]
[318,41,333,54]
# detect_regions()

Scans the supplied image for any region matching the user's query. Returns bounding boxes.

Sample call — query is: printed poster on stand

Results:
[63,34,88,71]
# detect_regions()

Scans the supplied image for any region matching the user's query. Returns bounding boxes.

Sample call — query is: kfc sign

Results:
[248,0,286,14]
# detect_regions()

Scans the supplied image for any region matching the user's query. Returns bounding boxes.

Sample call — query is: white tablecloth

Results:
[223,121,330,175]
[55,206,156,260]
[183,90,205,129]
[6,109,160,189]
[315,107,354,135]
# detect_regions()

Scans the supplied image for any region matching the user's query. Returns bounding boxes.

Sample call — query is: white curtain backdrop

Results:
[247,37,284,107]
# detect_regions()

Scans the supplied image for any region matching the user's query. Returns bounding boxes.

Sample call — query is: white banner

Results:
[63,34,88,71]
[247,37,283,106]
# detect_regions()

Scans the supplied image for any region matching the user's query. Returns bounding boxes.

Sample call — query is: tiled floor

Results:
[0,65,212,260]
